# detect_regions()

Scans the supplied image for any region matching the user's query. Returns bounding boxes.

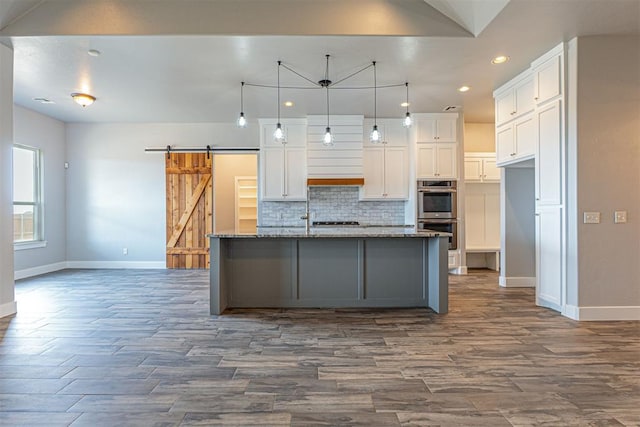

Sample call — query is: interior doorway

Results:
[213,153,258,235]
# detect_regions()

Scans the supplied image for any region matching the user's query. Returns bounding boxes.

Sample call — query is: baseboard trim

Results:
[566,305,640,321]
[449,266,468,275]
[66,261,167,269]
[15,261,67,280]
[499,276,536,288]
[562,304,580,320]
[0,300,17,318]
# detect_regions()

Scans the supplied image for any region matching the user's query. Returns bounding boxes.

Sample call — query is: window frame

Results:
[13,144,45,249]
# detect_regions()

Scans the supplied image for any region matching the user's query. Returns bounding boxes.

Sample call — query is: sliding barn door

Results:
[165,153,212,269]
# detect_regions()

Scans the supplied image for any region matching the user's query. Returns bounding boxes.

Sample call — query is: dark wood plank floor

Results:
[1,269,639,426]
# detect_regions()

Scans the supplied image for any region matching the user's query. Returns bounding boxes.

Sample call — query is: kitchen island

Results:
[208,227,449,315]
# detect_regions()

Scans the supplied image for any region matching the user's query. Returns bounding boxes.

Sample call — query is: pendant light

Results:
[322,55,334,146]
[274,61,285,143]
[403,82,412,128]
[370,61,381,143]
[237,82,247,128]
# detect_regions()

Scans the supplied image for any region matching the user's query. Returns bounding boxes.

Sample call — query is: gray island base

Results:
[209,227,449,315]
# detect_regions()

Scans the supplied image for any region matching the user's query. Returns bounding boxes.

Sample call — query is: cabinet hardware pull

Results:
[510,153,516,156]
[534,97,539,100]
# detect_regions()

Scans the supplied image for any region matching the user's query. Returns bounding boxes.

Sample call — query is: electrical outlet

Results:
[122,247,128,255]
[614,211,627,224]
[583,212,600,224]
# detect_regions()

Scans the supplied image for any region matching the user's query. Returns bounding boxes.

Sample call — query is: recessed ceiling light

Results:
[88,49,101,57]
[33,97,54,104]
[458,86,470,93]
[491,55,509,64]
[284,101,294,107]
[400,102,410,107]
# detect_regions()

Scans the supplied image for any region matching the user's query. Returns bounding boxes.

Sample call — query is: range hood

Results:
[307,178,364,186]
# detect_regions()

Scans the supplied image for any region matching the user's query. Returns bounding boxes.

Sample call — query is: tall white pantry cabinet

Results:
[493,43,566,312]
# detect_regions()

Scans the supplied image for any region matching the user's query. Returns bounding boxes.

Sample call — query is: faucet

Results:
[300,186,310,232]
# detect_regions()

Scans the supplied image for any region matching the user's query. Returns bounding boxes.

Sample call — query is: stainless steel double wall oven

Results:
[417,180,458,249]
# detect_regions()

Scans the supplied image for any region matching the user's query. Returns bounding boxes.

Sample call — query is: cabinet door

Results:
[384,146,409,199]
[482,158,501,182]
[484,188,501,248]
[285,123,307,147]
[535,54,561,105]
[435,144,456,178]
[416,145,436,178]
[465,192,485,248]
[435,118,457,142]
[383,121,409,146]
[514,114,536,160]
[495,125,514,164]
[495,90,515,126]
[536,99,562,205]
[536,205,563,311]
[284,147,307,200]
[514,78,535,117]
[362,147,385,199]
[261,147,285,200]
[464,158,483,182]
[416,118,437,142]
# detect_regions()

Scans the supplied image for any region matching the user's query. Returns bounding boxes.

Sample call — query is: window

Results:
[13,145,43,244]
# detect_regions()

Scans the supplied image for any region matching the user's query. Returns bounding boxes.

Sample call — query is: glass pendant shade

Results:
[274,123,285,143]
[370,125,382,143]
[403,112,412,128]
[237,112,247,128]
[323,127,334,146]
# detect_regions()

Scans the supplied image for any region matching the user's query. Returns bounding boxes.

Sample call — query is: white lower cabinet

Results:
[496,114,536,166]
[536,205,563,311]
[362,145,408,200]
[465,184,500,250]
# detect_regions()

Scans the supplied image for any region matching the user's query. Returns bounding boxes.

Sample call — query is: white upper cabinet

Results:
[464,153,500,183]
[259,119,307,201]
[416,116,457,143]
[533,52,562,106]
[261,121,306,147]
[495,73,535,127]
[417,143,457,179]
[495,114,536,166]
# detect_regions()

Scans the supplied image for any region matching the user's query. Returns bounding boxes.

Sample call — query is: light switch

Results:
[584,212,600,224]
[614,211,627,224]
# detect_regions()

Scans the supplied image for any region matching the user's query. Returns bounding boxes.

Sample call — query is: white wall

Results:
[0,44,16,317]
[464,123,495,152]
[14,106,67,274]
[574,36,640,308]
[65,123,258,266]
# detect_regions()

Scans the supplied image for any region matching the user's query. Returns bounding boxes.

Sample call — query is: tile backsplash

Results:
[260,186,406,227]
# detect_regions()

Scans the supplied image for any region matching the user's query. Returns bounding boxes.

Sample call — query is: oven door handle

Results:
[418,189,457,194]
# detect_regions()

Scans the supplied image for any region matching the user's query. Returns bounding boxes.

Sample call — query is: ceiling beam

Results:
[0,0,472,37]
[424,0,510,37]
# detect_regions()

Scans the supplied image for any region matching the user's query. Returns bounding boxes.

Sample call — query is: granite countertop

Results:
[209,226,451,239]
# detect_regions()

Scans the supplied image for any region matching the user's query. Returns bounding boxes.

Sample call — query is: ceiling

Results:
[1,0,639,124]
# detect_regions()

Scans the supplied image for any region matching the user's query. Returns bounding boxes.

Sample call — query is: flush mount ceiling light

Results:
[491,55,510,64]
[71,92,96,107]
[284,101,294,107]
[458,86,471,93]
[237,55,410,145]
